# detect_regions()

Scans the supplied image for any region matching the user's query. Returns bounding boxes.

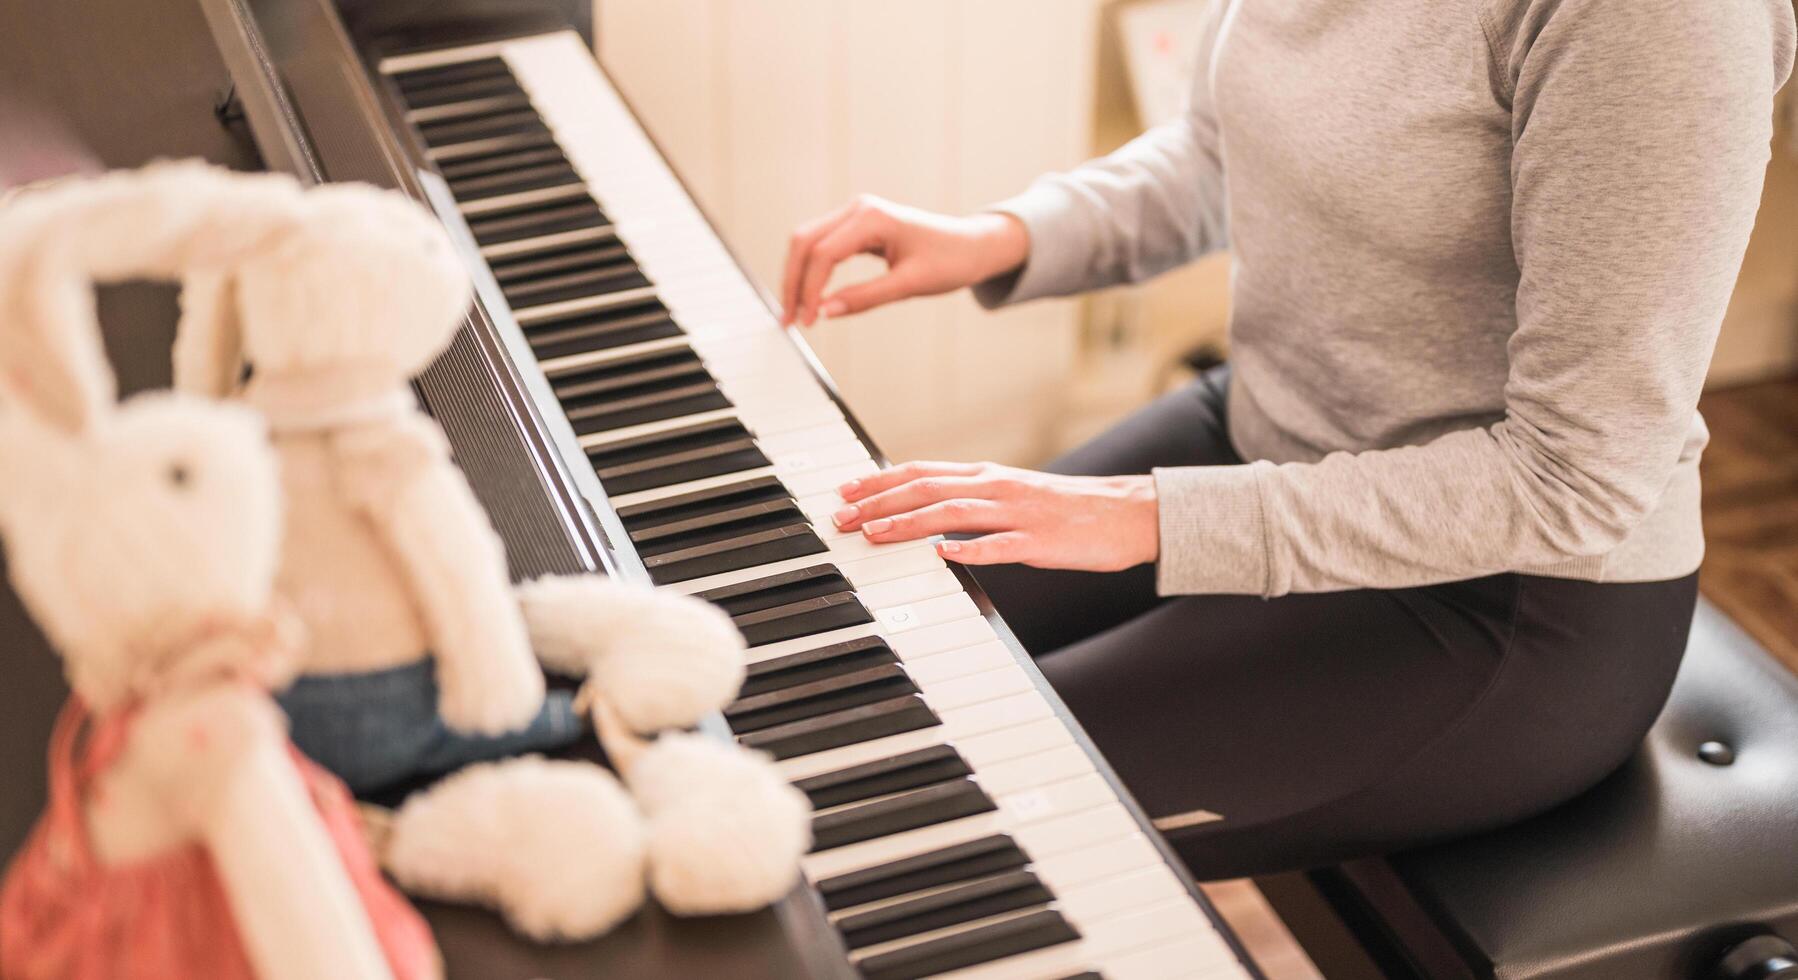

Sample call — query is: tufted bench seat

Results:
[1278,599,1798,980]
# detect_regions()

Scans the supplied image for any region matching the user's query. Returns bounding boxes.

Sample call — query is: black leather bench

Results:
[1270,600,1798,980]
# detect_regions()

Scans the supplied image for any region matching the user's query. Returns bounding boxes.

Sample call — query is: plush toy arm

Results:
[367,453,545,735]
[145,689,396,980]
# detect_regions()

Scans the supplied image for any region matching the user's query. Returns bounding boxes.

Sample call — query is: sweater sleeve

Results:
[972,0,1233,308]
[1154,0,1796,597]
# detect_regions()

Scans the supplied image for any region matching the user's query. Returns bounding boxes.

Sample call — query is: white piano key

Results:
[976,744,1094,797]
[1032,833,1166,895]
[1056,866,1185,927]
[535,334,693,374]
[576,407,743,448]
[458,182,590,216]
[754,420,861,457]
[941,691,1056,741]
[784,458,879,497]
[856,569,965,612]
[768,439,871,474]
[872,592,982,634]
[922,665,1037,713]
[606,465,782,510]
[953,716,1075,769]
[512,284,657,325]
[671,534,939,596]
[745,622,884,666]
[1080,898,1216,960]
[889,616,998,659]
[1104,935,1248,980]
[477,224,615,260]
[900,640,1016,684]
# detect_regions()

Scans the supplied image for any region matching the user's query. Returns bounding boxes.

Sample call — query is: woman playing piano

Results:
[780,0,1796,878]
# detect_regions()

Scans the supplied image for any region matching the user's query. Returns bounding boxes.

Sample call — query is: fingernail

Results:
[838,479,860,497]
[821,299,847,318]
[863,518,893,535]
[832,505,859,528]
[939,540,962,555]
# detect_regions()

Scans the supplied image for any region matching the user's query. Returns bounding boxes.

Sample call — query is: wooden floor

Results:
[1697,375,1798,676]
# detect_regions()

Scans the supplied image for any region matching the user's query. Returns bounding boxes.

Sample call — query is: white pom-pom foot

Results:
[518,574,746,730]
[385,756,647,941]
[623,734,811,916]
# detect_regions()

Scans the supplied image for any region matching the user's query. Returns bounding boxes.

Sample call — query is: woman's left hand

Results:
[832,461,1160,572]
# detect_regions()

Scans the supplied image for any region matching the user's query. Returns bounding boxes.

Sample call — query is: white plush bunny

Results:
[150,161,802,933]
[0,182,439,980]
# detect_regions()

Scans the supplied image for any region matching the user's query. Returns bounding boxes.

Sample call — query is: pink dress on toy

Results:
[0,697,439,980]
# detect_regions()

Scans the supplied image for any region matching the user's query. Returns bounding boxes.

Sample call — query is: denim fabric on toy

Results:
[278,659,581,796]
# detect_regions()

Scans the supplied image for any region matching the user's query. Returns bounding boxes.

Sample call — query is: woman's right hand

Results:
[780,195,1030,326]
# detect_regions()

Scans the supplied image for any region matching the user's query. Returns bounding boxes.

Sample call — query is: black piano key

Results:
[565,381,731,435]
[726,663,917,734]
[1051,974,1106,980]
[696,564,853,616]
[816,834,1028,909]
[792,744,969,810]
[548,347,730,435]
[390,56,513,91]
[741,636,899,699]
[838,869,1055,950]
[729,590,871,646]
[630,497,809,551]
[492,238,630,280]
[587,418,768,495]
[640,523,826,586]
[617,475,790,531]
[818,835,1029,912]
[439,143,571,183]
[501,261,651,310]
[416,107,550,148]
[811,776,995,853]
[737,694,937,761]
[408,91,535,124]
[447,158,582,201]
[855,908,1080,980]
[400,74,527,111]
[468,194,607,246]
[525,297,683,360]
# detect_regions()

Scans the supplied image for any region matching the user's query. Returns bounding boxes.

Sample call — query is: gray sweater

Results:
[978,0,1796,597]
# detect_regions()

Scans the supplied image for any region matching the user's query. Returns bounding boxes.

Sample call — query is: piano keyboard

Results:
[379,32,1255,980]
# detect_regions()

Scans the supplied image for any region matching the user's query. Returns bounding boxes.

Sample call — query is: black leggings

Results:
[970,368,1698,880]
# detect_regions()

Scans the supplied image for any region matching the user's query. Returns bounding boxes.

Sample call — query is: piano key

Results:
[731,591,871,647]
[416,107,549,149]
[587,417,768,495]
[776,689,1061,784]
[639,523,826,586]
[389,55,512,90]
[901,641,1015,686]
[810,776,996,852]
[888,616,999,660]
[855,569,966,610]
[741,635,899,698]
[428,128,562,164]
[396,72,524,110]
[976,744,1095,797]
[837,869,1054,951]
[526,298,683,361]
[852,906,1079,980]
[817,834,1029,912]
[406,90,535,125]
[696,564,853,615]
[792,744,970,810]
[738,694,939,761]
[726,662,917,734]
[448,159,582,201]
[616,476,788,527]
[467,193,607,245]
[684,537,943,599]
[913,665,1036,714]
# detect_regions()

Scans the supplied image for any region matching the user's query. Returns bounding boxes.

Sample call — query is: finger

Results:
[859,499,1012,543]
[781,202,857,324]
[819,267,920,319]
[797,213,885,326]
[839,460,986,502]
[833,475,1007,530]
[938,532,1032,566]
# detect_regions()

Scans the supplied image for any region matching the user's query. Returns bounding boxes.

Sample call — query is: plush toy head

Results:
[0,169,289,712]
[174,177,472,404]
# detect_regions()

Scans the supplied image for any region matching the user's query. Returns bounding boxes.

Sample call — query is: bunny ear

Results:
[171,270,244,396]
[0,205,116,432]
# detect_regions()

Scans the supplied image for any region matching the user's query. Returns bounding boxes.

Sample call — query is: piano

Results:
[0,2,1264,978]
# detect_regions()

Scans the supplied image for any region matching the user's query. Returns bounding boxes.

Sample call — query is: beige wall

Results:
[594,1,1103,465]
[1712,82,1798,386]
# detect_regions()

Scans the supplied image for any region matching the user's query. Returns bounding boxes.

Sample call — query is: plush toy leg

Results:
[516,574,746,732]
[593,702,811,916]
[383,756,647,941]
